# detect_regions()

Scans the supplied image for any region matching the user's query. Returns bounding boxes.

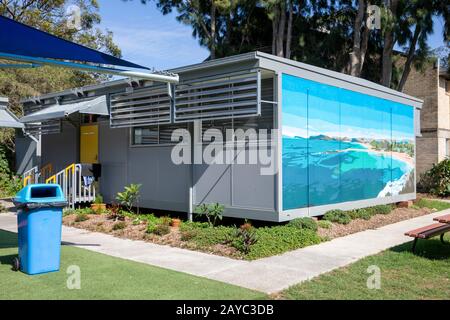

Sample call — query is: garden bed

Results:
[318,206,433,240]
[61,198,450,261]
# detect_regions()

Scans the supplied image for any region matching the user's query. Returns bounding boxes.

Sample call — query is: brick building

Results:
[403,61,450,178]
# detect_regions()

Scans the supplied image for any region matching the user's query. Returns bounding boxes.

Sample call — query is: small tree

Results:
[194,203,224,227]
[418,159,450,196]
[116,184,142,213]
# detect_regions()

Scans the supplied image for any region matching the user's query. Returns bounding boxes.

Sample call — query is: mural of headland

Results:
[282,74,415,211]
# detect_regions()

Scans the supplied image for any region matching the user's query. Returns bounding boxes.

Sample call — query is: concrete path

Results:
[0,201,447,294]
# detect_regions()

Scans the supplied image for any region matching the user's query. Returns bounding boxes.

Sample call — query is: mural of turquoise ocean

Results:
[282,74,415,211]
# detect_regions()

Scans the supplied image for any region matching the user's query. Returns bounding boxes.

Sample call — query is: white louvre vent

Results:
[110,85,172,128]
[25,120,61,135]
[174,71,261,122]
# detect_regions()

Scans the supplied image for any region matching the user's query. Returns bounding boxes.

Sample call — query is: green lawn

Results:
[0,230,265,300]
[282,234,450,300]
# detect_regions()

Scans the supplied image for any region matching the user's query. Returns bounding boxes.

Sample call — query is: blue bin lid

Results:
[14,184,66,203]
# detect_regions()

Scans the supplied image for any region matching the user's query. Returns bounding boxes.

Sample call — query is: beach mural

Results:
[282,74,415,211]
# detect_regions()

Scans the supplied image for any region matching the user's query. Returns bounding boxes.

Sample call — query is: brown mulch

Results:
[63,205,438,259]
[417,193,450,201]
[63,214,242,258]
[318,207,434,240]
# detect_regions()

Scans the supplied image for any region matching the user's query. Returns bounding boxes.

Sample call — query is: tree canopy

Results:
[132,0,449,89]
[0,0,121,154]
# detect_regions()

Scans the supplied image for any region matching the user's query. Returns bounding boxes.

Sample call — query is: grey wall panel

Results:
[15,133,39,174]
[101,163,127,203]
[41,119,78,172]
[127,146,190,211]
[98,121,128,203]
[193,163,232,206]
[232,163,275,210]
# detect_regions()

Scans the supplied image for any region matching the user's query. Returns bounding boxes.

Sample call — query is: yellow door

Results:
[80,124,98,163]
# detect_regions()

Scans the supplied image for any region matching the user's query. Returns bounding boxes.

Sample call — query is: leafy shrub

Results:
[288,217,318,231]
[194,203,224,227]
[323,210,352,224]
[317,220,333,229]
[179,222,235,247]
[112,221,126,230]
[146,221,157,234]
[232,226,258,254]
[152,224,171,236]
[116,184,141,212]
[414,198,450,211]
[369,205,393,215]
[348,205,393,220]
[160,216,172,226]
[132,217,141,225]
[418,159,450,196]
[108,204,125,221]
[94,194,104,204]
[146,216,172,236]
[144,213,161,225]
[0,173,21,198]
[77,208,95,215]
[0,146,21,198]
[180,229,198,241]
[75,213,89,222]
[63,208,76,216]
[246,226,321,260]
[348,208,373,220]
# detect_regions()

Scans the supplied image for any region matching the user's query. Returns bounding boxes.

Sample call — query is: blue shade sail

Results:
[0,15,148,70]
[282,74,415,211]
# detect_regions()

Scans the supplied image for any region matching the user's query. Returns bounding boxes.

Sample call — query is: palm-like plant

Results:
[116,183,142,213]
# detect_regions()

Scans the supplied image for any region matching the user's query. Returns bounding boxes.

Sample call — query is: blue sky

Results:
[97,1,447,71]
[97,0,209,70]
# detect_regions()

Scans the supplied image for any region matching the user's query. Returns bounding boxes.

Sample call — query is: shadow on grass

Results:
[0,230,17,271]
[0,230,17,249]
[390,236,450,261]
[62,241,100,247]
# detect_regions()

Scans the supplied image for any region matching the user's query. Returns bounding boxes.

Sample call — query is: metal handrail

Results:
[39,163,53,182]
[23,166,39,186]
[45,163,95,208]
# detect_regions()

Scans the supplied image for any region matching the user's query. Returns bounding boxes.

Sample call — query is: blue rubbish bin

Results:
[13,184,67,275]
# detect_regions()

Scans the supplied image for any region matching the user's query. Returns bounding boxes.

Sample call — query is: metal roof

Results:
[0,97,24,128]
[20,95,108,123]
[21,51,423,108]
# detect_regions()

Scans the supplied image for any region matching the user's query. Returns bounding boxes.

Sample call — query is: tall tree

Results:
[380,0,399,86]
[347,0,370,77]
[397,0,435,92]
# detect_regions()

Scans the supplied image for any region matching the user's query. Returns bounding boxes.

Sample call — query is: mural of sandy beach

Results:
[343,142,414,168]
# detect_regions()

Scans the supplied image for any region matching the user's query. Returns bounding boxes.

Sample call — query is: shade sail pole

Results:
[0,52,179,84]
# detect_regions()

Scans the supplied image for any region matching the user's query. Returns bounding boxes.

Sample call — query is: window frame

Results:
[130,123,189,147]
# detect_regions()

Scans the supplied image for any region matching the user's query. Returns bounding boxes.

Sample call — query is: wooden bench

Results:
[434,214,450,224]
[404,223,450,253]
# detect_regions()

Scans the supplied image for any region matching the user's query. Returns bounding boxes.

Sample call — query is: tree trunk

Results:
[285,0,294,59]
[210,2,216,60]
[272,5,279,55]
[381,0,399,87]
[358,23,370,75]
[276,1,286,57]
[348,0,366,76]
[398,24,422,92]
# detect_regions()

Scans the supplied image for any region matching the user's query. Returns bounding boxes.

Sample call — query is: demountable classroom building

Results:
[13,52,422,222]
